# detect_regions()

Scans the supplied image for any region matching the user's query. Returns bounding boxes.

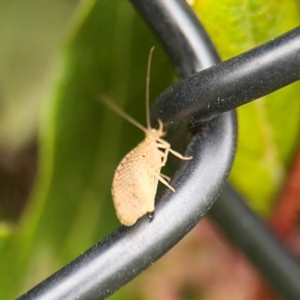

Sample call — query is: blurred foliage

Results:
[0,0,81,150]
[0,0,299,299]
[192,0,300,214]
[0,0,174,298]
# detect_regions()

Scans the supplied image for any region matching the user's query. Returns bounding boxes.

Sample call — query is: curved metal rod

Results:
[130,0,220,76]
[18,114,236,300]
[211,186,300,300]
[153,26,300,129]
[143,3,300,298]
[17,0,236,299]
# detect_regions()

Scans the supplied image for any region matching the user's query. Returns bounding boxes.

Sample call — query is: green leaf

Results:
[0,222,13,254]
[0,0,174,298]
[191,0,300,214]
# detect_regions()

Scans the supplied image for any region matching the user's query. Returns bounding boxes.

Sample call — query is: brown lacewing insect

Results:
[100,47,192,226]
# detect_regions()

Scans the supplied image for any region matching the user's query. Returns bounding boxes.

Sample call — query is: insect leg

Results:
[169,148,193,160]
[156,138,192,163]
[158,150,169,167]
[156,141,171,166]
[157,174,175,192]
[150,169,175,192]
[160,173,171,181]
[161,147,170,166]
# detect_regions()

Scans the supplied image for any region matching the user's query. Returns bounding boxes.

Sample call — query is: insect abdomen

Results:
[112,140,161,226]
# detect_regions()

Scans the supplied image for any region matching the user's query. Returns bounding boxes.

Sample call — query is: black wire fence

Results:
[18,0,300,299]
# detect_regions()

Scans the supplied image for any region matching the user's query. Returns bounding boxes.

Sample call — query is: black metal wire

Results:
[152,26,300,129]
[130,0,220,76]
[210,186,300,300]
[135,11,300,300]
[17,0,236,299]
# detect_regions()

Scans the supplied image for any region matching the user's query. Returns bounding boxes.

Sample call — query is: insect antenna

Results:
[99,94,147,133]
[100,47,155,133]
[146,47,155,130]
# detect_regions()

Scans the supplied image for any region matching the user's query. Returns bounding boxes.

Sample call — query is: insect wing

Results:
[112,141,161,226]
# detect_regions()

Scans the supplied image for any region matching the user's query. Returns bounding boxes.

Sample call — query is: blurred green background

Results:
[0,0,299,299]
